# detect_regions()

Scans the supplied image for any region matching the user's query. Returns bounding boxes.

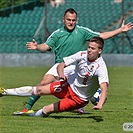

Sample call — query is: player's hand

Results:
[121,20,133,32]
[59,76,68,81]
[26,39,38,50]
[92,105,102,110]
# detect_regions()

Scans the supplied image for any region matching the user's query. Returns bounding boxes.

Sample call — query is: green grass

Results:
[0,66,132,133]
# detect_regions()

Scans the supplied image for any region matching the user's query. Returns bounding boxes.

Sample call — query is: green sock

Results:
[26,95,40,110]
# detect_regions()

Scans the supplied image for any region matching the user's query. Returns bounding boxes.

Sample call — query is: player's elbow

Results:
[99,33,108,40]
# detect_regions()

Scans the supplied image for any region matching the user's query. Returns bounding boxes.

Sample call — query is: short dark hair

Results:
[64,8,77,17]
[89,37,104,50]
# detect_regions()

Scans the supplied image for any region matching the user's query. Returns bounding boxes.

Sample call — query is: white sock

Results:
[35,106,49,117]
[34,109,44,116]
[32,87,37,95]
[3,86,33,96]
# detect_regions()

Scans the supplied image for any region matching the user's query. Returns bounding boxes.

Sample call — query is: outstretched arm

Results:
[100,20,133,40]
[26,39,50,52]
[92,82,108,110]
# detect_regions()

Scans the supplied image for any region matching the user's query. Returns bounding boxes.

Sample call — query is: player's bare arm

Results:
[92,82,108,110]
[26,39,50,52]
[100,20,133,40]
[57,62,67,80]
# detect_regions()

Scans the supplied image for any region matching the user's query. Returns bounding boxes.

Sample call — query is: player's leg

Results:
[12,75,55,115]
[33,88,88,117]
[30,82,62,116]
[0,84,54,115]
[12,64,82,114]
[14,64,59,114]
[33,99,87,117]
[24,74,56,110]
[0,86,33,96]
[0,85,51,97]
[24,63,72,112]
[34,102,59,117]
[49,80,88,114]
[29,80,88,117]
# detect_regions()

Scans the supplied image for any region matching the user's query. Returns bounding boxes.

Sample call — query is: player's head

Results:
[63,8,77,31]
[87,37,104,62]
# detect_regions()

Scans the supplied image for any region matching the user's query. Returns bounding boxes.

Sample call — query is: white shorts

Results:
[46,63,75,77]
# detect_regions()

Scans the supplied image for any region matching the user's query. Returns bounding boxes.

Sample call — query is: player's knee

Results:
[38,80,46,86]
[36,86,43,95]
[40,75,55,86]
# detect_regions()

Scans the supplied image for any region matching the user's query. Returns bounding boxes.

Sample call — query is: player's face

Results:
[87,42,102,62]
[63,12,77,31]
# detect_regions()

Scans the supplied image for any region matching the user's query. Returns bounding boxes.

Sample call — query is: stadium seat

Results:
[0,0,132,53]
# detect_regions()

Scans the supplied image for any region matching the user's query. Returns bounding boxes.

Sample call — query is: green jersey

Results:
[46,25,100,63]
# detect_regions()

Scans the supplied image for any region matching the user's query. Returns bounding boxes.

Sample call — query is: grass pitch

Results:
[0,66,132,133]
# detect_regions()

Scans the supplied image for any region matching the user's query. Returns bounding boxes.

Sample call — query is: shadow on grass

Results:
[49,115,103,122]
[11,110,103,122]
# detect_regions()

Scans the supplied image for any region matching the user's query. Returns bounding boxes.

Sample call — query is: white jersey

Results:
[63,51,109,101]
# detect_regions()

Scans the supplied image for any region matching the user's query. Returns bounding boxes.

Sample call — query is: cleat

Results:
[78,108,84,114]
[0,87,5,97]
[13,108,34,115]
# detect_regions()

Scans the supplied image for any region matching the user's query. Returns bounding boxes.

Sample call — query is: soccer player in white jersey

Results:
[0,37,109,116]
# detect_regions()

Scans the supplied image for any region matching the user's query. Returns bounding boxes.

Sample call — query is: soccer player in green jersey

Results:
[14,8,133,115]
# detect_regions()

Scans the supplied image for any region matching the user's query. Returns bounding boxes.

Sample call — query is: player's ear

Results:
[98,49,102,54]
